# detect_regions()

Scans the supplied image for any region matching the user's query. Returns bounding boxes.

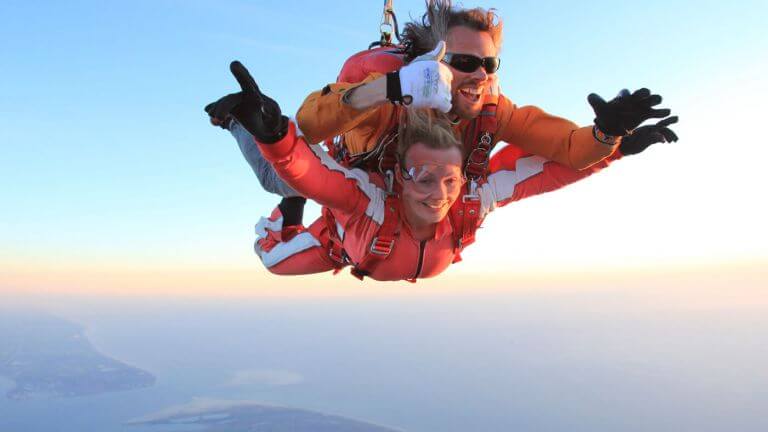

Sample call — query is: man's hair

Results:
[396,109,463,164]
[401,0,503,62]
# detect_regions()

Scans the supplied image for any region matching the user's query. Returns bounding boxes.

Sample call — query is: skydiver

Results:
[219,61,677,281]
[206,1,672,242]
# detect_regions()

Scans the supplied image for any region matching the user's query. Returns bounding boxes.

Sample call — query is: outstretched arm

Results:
[494,97,617,170]
[476,148,618,219]
[257,122,383,216]
[478,117,679,218]
[225,61,383,216]
[495,88,672,170]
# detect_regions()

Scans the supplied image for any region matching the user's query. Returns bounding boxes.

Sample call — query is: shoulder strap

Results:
[449,100,499,253]
[463,101,499,180]
[448,185,482,256]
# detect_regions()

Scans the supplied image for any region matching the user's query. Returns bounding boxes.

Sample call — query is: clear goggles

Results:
[401,164,465,194]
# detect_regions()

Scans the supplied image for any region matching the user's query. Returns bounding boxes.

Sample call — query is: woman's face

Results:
[398,142,465,227]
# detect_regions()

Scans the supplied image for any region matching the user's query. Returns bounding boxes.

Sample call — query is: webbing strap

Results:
[449,190,481,254]
[350,195,400,280]
[451,101,499,251]
[464,103,498,180]
[321,207,348,273]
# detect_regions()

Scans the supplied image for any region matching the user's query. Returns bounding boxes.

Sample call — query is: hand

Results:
[204,94,242,129]
[588,88,671,136]
[393,41,453,112]
[619,116,679,156]
[226,61,288,144]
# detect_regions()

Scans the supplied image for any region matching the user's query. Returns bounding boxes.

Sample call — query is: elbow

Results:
[295,106,320,144]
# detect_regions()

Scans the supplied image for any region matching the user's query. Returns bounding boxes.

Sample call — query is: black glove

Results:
[223,61,288,144]
[619,116,679,156]
[204,93,243,129]
[588,88,671,137]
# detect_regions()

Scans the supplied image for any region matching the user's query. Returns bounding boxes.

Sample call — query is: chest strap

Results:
[350,195,400,280]
[322,195,401,281]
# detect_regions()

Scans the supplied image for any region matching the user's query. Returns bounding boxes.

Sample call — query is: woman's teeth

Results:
[422,202,445,210]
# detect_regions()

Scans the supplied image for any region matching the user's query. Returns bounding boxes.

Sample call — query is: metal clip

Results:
[385,170,395,195]
[479,132,492,146]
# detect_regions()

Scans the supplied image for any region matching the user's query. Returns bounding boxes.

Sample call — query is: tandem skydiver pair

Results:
[204,0,679,282]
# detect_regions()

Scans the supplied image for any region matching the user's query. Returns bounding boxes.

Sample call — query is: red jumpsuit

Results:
[254,121,621,281]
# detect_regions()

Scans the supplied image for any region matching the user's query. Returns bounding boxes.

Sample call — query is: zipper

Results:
[413,240,427,279]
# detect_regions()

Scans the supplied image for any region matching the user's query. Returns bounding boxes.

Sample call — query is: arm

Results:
[494,95,617,170]
[494,87,672,170]
[257,122,382,215]
[223,60,382,216]
[478,116,679,217]
[295,74,393,144]
[477,144,620,218]
[297,42,453,144]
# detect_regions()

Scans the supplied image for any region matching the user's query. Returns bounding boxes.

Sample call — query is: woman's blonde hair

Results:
[396,108,463,164]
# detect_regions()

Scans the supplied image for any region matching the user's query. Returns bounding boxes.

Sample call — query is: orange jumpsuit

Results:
[296,74,618,170]
[254,121,620,281]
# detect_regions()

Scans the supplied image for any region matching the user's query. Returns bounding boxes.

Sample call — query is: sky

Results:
[1,0,766,296]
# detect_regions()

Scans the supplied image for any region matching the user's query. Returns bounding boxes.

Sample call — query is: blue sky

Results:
[1,0,766,289]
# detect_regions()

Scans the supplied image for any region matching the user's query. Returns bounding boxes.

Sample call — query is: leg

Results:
[230,119,301,198]
[255,214,339,276]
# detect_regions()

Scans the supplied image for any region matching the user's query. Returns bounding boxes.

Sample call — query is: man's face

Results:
[445,26,498,120]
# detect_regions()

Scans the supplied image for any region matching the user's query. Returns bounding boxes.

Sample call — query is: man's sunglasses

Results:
[442,53,501,74]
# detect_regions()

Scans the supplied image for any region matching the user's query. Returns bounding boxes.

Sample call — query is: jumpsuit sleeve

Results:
[495,95,618,170]
[295,73,394,144]
[477,144,623,218]
[257,121,383,217]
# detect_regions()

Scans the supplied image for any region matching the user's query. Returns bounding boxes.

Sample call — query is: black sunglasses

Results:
[442,52,500,74]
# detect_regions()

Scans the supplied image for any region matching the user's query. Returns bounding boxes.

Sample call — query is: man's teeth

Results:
[459,87,483,101]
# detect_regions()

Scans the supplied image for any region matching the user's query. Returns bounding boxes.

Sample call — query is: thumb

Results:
[587,93,607,111]
[656,116,679,128]
[431,41,447,61]
[415,40,446,62]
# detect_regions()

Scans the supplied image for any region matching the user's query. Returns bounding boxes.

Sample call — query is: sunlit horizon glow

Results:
[2,257,765,299]
[1,1,766,296]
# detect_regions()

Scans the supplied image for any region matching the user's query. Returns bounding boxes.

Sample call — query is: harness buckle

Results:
[369,236,395,256]
[464,147,490,180]
[328,246,345,265]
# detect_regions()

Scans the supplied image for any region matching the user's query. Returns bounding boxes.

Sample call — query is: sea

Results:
[1,285,767,432]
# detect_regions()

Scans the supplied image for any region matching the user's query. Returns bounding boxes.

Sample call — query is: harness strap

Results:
[448,189,481,255]
[450,101,499,253]
[350,195,400,280]
[463,102,498,180]
[321,207,348,274]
